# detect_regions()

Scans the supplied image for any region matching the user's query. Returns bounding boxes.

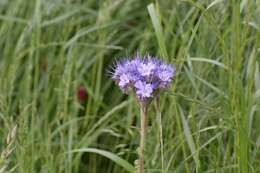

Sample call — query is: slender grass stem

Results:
[155,97,164,173]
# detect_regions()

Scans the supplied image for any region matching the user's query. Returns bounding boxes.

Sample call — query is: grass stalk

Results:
[155,97,164,173]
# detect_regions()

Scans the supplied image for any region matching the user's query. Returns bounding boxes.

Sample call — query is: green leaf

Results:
[178,105,198,165]
[255,62,260,91]
[69,148,135,173]
[189,57,228,70]
[147,3,168,59]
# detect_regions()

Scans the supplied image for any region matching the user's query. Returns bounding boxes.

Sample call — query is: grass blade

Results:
[147,3,168,59]
[69,148,135,173]
[178,105,199,166]
[189,57,228,70]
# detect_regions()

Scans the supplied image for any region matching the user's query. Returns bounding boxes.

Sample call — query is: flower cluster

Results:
[112,55,175,102]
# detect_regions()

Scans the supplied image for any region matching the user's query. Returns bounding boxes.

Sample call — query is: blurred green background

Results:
[0,0,260,172]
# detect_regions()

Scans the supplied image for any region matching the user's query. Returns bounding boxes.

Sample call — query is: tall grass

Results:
[0,0,259,172]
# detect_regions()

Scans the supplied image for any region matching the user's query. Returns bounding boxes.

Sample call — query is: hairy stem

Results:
[139,105,147,173]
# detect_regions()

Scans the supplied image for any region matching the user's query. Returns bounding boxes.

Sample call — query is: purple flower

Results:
[138,61,156,77]
[112,55,175,102]
[119,74,130,88]
[157,64,174,82]
[134,81,153,100]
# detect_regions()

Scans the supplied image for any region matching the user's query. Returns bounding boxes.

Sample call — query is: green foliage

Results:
[0,0,259,172]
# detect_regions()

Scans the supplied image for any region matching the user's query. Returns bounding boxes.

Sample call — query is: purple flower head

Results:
[112,55,175,102]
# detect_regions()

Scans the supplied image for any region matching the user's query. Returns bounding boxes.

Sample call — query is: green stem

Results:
[155,97,164,173]
[139,105,147,173]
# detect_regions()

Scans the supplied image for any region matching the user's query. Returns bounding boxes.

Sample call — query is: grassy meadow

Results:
[0,0,260,172]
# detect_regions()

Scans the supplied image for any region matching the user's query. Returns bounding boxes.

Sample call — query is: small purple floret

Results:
[119,74,130,88]
[138,62,156,77]
[134,81,153,100]
[112,55,175,102]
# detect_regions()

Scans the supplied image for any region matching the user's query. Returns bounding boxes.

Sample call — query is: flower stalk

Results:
[139,104,147,173]
[111,54,175,173]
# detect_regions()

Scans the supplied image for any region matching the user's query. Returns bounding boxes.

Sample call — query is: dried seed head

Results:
[6,125,17,145]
